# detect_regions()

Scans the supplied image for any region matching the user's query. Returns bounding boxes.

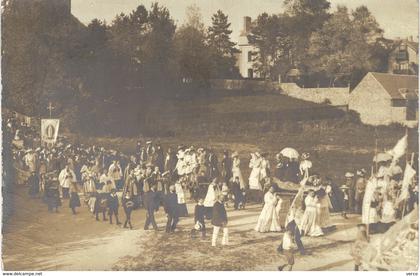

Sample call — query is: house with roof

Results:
[348,72,418,127]
[387,37,419,75]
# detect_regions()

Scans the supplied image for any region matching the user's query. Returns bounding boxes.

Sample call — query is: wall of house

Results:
[280,83,350,106]
[349,73,394,125]
[407,46,418,64]
[237,43,259,78]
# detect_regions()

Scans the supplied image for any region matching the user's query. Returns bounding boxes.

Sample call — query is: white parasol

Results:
[280,147,299,159]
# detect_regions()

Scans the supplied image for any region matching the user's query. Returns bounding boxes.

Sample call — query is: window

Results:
[407,100,418,121]
[247,51,252,62]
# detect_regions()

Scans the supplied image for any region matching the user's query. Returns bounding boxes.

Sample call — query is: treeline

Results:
[2,1,239,117]
[248,0,390,87]
[2,0,393,127]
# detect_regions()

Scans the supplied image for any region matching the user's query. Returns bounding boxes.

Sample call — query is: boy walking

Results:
[211,195,228,247]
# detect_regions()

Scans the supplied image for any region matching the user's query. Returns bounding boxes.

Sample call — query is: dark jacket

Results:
[194,204,206,224]
[164,192,178,216]
[108,194,119,211]
[28,174,39,195]
[211,201,227,227]
[143,190,158,211]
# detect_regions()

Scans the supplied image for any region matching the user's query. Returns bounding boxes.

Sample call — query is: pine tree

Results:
[207,10,239,78]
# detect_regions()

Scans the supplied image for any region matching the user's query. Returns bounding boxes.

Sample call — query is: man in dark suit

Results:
[164,185,179,233]
[143,185,159,231]
[108,189,121,225]
[211,195,228,246]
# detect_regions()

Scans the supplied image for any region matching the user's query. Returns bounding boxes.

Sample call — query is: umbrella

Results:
[373,152,393,163]
[280,147,299,159]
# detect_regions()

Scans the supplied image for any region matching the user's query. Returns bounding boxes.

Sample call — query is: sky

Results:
[71,0,419,43]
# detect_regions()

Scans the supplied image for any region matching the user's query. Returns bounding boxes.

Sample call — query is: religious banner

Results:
[41,119,60,145]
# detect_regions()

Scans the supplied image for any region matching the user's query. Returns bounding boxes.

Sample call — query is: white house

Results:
[236,17,260,79]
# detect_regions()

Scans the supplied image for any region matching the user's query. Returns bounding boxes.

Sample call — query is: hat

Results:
[391,165,403,176]
[146,141,152,145]
[301,152,310,160]
[356,169,366,176]
[255,152,261,158]
[232,151,239,158]
[345,172,354,178]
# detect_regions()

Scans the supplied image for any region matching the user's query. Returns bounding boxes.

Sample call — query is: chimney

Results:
[243,16,251,34]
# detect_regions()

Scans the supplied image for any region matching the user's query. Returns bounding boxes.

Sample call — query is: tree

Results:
[308,5,386,86]
[248,13,293,80]
[173,5,212,88]
[141,3,176,89]
[207,10,238,78]
[283,0,331,73]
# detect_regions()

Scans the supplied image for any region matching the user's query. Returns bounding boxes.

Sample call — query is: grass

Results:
[62,88,417,186]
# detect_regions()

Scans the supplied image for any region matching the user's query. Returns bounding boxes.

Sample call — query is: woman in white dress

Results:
[275,194,290,229]
[316,188,332,228]
[249,153,262,190]
[231,152,245,189]
[300,190,324,237]
[260,154,270,180]
[255,186,282,232]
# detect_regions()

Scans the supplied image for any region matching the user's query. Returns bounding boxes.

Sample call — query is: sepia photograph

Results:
[1,0,419,272]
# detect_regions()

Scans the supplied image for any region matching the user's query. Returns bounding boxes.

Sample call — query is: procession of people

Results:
[3,114,419,270]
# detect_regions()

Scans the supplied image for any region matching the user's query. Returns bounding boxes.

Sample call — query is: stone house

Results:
[349,72,418,127]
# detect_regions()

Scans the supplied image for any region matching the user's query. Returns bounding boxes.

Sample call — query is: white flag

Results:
[396,163,416,204]
[389,135,408,162]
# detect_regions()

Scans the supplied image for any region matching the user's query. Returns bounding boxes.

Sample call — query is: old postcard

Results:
[1,0,419,272]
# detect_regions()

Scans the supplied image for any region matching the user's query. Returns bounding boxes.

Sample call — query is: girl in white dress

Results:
[231,152,245,189]
[300,190,324,237]
[255,186,282,232]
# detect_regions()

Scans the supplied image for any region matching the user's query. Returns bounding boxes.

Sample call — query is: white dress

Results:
[317,195,332,228]
[204,184,217,208]
[362,178,380,224]
[255,192,282,232]
[249,157,262,190]
[260,158,270,180]
[232,157,245,189]
[300,196,324,237]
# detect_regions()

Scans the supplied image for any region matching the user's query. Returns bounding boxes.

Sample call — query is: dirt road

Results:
[2,186,359,271]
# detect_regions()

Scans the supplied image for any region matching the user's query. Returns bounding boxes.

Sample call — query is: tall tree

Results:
[284,0,331,71]
[308,5,385,86]
[141,3,176,88]
[207,10,238,78]
[174,5,212,87]
[248,13,293,80]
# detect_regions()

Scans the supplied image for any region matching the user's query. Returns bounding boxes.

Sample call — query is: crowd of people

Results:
[3,113,419,270]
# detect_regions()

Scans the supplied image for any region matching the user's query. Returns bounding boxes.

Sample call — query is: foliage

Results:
[207,10,239,78]
[308,5,387,86]
[247,13,294,80]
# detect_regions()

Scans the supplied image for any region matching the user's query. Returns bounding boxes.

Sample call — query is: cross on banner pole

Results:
[47,102,55,118]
